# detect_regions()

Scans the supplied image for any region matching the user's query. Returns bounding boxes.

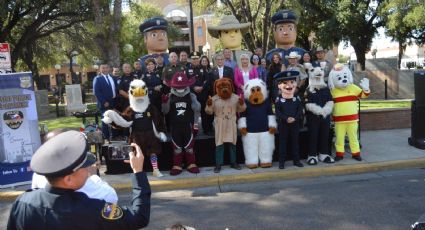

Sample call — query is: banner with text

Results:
[0,72,40,188]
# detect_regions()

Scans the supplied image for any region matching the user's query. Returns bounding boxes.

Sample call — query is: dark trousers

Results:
[200,100,213,133]
[307,114,331,156]
[278,121,300,165]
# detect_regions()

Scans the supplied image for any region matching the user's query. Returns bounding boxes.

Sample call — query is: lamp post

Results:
[54,64,61,117]
[70,50,79,84]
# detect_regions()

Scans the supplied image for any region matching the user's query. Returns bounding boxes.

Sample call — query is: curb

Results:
[2,158,425,201]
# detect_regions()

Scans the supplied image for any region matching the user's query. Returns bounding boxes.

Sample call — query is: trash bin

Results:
[409,70,425,149]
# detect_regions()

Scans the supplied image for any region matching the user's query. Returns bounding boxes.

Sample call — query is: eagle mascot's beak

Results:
[130,86,147,97]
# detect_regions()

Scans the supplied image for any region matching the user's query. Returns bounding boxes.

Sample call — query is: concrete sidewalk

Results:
[1,128,424,200]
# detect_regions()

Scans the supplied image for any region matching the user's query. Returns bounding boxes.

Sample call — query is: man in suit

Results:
[209,53,235,96]
[93,64,118,141]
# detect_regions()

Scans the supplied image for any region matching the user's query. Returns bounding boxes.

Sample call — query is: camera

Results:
[108,143,133,160]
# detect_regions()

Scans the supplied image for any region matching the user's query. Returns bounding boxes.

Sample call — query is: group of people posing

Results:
[95,45,357,177]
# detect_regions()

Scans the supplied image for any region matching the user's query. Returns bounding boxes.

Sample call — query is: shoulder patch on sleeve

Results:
[101,203,123,220]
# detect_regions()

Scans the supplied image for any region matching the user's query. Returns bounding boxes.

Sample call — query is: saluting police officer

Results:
[188,51,213,135]
[7,130,151,230]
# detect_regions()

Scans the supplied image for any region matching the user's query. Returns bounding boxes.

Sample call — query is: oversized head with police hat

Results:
[139,17,168,54]
[272,10,298,49]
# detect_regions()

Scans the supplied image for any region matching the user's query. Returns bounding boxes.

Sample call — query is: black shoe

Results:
[214,165,221,173]
[352,155,362,161]
[294,161,304,167]
[230,163,242,170]
[334,156,343,161]
[279,164,285,169]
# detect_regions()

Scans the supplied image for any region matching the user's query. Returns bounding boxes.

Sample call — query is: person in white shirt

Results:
[32,128,118,203]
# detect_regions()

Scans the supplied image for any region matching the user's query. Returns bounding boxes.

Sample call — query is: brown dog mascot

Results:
[205,78,246,173]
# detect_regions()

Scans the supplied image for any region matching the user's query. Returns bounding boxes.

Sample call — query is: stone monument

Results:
[65,84,87,116]
[35,90,50,120]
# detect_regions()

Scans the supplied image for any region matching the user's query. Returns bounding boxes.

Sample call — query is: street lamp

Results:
[54,64,61,117]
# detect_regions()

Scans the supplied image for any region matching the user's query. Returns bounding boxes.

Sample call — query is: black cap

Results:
[271,10,298,25]
[30,130,96,177]
[139,17,168,33]
[190,51,201,59]
[274,70,299,82]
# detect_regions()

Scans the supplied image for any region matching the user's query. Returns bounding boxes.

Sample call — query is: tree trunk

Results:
[262,0,272,53]
[353,44,367,71]
[397,40,405,70]
[92,0,121,67]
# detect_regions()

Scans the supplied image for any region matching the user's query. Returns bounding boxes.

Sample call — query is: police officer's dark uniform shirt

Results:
[139,53,169,69]
[117,74,135,110]
[132,70,143,79]
[188,64,209,102]
[240,100,273,133]
[142,71,162,112]
[275,95,302,122]
[7,172,151,230]
[169,94,194,146]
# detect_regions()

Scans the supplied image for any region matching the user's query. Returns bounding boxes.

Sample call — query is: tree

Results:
[381,0,425,68]
[335,0,385,70]
[92,0,122,68]
[0,0,92,87]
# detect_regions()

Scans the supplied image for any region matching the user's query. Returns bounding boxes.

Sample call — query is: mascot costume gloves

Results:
[162,71,201,175]
[102,79,167,177]
[328,64,370,161]
[304,64,335,165]
[238,79,276,168]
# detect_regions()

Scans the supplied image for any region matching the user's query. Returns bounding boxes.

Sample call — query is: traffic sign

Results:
[0,43,12,70]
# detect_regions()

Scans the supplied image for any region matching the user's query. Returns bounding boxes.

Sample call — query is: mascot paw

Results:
[268,127,277,134]
[319,154,335,163]
[359,78,370,91]
[240,128,248,136]
[159,132,167,142]
[102,110,114,124]
[238,95,244,105]
[207,96,212,106]
[152,169,164,177]
[246,164,258,169]
[334,156,344,161]
[352,155,362,161]
[307,156,318,165]
[260,163,272,168]
[187,164,200,174]
[170,166,183,176]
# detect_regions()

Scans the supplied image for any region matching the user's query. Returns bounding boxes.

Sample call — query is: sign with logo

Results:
[0,43,12,70]
[0,72,40,188]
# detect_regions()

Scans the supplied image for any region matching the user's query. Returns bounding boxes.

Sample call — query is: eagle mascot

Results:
[102,79,167,177]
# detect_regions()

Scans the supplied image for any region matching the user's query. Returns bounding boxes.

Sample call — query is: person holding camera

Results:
[7,130,151,230]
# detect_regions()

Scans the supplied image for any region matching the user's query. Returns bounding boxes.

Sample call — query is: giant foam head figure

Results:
[272,10,298,49]
[208,15,250,50]
[138,17,169,67]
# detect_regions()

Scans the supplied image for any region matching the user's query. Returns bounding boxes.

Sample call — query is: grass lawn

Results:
[38,100,412,130]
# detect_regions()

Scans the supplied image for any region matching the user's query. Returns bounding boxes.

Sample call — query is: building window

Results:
[197,26,203,37]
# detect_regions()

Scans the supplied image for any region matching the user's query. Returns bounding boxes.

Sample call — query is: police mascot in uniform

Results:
[205,78,246,173]
[162,71,201,175]
[274,71,304,169]
[238,79,277,168]
[328,64,370,161]
[102,79,167,177]
[304,63,335,165]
